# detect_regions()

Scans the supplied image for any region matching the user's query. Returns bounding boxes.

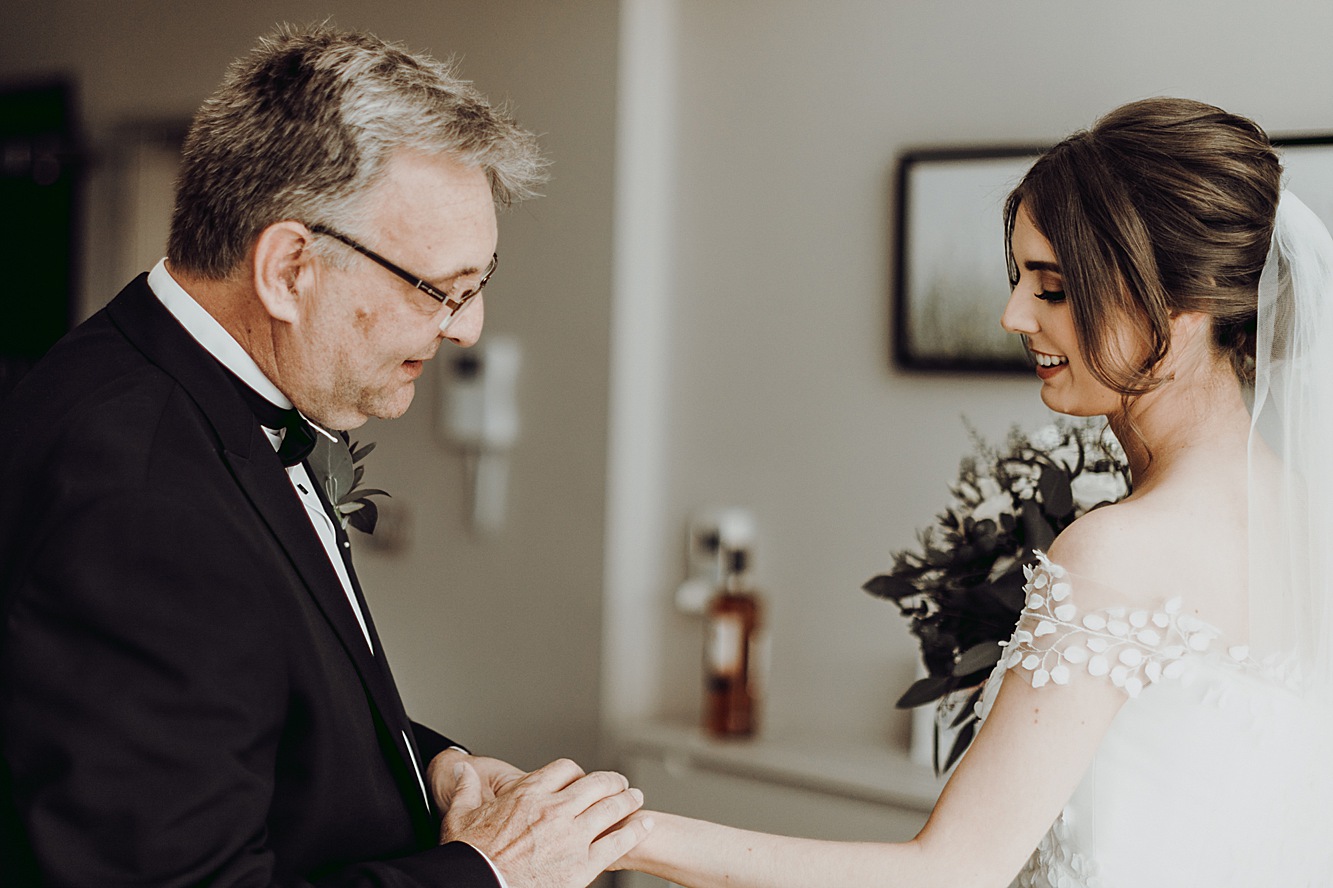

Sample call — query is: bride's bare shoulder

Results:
[1045,498,1178,602]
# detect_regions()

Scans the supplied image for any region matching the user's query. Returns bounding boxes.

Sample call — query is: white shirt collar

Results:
[147,258,293,409]
[146,260,340,447]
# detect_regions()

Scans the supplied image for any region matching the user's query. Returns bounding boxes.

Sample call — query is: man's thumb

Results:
[445,761,484,816]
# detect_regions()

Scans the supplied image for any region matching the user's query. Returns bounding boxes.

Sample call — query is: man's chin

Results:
[362,383,415,422]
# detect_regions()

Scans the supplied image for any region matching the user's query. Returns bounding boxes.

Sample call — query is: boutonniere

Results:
[306,431,391,534]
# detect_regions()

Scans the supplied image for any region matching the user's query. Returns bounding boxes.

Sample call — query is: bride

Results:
[613,98,1333,887]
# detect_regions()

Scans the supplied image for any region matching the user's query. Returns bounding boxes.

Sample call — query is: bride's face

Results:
[1001,205,1126,417]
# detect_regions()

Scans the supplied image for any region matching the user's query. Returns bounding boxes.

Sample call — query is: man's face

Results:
[289,151,499,429]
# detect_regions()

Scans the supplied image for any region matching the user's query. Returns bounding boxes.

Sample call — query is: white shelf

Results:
[616,720,947,813]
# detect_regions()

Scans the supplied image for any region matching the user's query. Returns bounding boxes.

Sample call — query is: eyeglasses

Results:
[309,223,498,333]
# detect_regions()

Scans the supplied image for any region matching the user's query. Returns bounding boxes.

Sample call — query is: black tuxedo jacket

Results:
[0,276,499,887]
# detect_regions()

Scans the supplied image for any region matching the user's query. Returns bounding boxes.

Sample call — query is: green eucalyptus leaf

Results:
[951,685,985,728]
[1038,464,1074,519]
[1021,499,1056,550]
[349,499,379,534]
[862,574,920,601]
[953,641,1003,677]
[895,675,956,709]
[306,434,354,505]
[943,718,977,772]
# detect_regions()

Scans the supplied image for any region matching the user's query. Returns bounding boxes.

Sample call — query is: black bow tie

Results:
[228,377,318,467]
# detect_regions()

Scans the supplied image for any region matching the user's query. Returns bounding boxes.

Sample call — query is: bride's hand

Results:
[606,810,659,871]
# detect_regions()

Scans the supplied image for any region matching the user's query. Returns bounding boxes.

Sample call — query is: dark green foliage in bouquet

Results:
[863,420,1129,772]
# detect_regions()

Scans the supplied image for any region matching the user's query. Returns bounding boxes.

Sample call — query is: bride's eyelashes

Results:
[1035,289,1066,303]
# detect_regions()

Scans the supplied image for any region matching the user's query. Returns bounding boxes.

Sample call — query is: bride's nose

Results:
[1001,285,1038,336]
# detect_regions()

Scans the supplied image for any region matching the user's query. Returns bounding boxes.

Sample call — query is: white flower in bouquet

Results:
[1029,424,1064,451]
[975,477,1003,500]
[1048,443,1083,472]
[972,492,1016,525]
[1101,425,1128,463]
[1070,470,1128,511]
[953,480,981,509]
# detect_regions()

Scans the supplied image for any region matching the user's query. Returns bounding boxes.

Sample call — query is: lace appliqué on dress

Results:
[980,553,1296,888]
[1015,812,1103,888]
[999,552,1250,697]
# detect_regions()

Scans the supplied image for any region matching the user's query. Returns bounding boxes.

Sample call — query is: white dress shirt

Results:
[144,262,509,886]
[145,261,451,834]
[147,260,375,653]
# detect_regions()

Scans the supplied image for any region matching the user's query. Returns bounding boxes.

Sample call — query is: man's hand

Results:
[427,749,525,807]
[440,757,652,888]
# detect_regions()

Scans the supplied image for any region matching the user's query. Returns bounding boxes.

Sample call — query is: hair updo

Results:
[1005,97,1282,389]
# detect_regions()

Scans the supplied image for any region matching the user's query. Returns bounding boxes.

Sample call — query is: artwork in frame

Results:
[891,135,1333,374]
[1278,135,1333,236]
[893,146,1044,373]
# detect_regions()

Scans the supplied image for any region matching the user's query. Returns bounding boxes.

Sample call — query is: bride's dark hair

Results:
[1004,97,1281,391]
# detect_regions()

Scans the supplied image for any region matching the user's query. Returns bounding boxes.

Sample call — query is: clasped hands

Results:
[427,749,652,888]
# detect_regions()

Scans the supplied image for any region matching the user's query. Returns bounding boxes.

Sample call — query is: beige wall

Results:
[0,0,620,770]
[603,0,1333,751]
[8,0,1333,777]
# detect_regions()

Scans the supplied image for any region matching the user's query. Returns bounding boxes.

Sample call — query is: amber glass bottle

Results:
[703,548,764,737]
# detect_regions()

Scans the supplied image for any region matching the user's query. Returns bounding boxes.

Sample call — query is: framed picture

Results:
[891,134,1333,373]
[1277,135,1333,234]
[892,146,1043,373]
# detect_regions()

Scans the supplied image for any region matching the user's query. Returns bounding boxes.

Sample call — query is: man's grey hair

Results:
[166,24,547,279]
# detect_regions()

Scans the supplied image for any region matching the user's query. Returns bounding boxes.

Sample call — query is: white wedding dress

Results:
[977,553,1331,888]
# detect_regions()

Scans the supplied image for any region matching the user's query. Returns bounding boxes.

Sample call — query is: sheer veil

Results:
[1244,189,1333,874]
[1248,190,1333,694]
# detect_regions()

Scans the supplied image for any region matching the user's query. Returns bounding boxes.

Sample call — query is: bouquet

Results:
[863,420,1129,771]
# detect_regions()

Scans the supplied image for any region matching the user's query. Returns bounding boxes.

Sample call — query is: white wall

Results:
[7,0,1333,778]
[0,0,620,771]
[603,0,1333,751]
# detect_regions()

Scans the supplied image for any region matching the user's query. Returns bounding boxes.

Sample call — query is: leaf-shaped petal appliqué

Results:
[1081,613,1107,631]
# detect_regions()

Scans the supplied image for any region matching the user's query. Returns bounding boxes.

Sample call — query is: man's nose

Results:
[440,295,484,347]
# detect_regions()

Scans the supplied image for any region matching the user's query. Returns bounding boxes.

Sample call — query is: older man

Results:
[0,25,646,888]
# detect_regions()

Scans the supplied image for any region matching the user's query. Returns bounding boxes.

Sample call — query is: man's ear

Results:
[252,221,318,323]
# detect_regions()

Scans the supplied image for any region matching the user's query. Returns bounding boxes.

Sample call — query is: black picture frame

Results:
[891,134,1333,374]
[1275,135,1333,239]
[892,145,1044,373]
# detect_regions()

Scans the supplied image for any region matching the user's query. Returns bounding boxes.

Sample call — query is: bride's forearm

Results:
[623,811,967,888]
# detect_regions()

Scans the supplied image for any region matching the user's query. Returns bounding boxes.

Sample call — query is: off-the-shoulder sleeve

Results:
[999,552,1228,697]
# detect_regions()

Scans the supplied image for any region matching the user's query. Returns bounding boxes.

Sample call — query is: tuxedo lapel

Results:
[104,276,433,829]
[222,439,385,689]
